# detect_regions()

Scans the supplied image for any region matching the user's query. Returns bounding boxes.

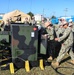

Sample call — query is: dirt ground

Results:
[0,55,74,75]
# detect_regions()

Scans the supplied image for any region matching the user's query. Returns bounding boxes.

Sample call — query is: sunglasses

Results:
[63,23,68,26]
[46,25,50,28]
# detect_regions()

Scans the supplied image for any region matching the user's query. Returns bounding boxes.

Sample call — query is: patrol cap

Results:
[44,21,52,28]
[62,21,68,26]
[69,22,73,27]
[69,19,72,23]
[61,17,66,20]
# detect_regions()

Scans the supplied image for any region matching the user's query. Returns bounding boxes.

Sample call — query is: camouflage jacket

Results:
[72,25,74,32]
[58,27,73,46]
[56,27,65,38]
[46,27,54,40]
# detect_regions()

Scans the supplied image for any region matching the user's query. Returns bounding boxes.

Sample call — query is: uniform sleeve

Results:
[56,28,64,38]
[72,26,74,32]
[58,27,71,42]
[49,28,54,34]
[56,28,61,38]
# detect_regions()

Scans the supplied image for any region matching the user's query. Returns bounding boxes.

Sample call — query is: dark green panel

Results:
[40,35,47,54]
[11,24,38,62]
[0,31,10,43]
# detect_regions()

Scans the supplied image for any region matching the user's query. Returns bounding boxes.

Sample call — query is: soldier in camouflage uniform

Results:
[68,19,74,32]
[44,21,56,61]
[56,23,65,38]
[68,20,74,52]
[52,21,74,67]
[30,16,36,26]
[54,23,65,57]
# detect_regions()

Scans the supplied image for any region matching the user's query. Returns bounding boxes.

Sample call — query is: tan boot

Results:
[70,60,74,64]
[51,62,59,67]
[47,56,53,61]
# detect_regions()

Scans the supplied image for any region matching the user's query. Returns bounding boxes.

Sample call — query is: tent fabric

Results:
[3,10,31,24]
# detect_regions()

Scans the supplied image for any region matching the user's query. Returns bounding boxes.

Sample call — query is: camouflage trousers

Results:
[56,44,74,63]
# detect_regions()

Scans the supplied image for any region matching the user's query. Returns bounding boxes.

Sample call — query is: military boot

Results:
[70,60,74,64]
[47,56,53,61]
[51,61,59,67]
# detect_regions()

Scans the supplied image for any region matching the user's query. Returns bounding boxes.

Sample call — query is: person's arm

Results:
[58,28,71,42]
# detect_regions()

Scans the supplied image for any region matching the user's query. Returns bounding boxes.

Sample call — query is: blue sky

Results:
[0,0,74,17]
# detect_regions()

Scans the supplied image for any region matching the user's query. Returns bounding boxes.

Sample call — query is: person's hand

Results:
[44,34,48,38]
[62,44,64,46]
[42,34,48,39]
[55,38,59,41]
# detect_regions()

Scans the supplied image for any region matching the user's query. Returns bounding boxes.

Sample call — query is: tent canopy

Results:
[3,10,31,23]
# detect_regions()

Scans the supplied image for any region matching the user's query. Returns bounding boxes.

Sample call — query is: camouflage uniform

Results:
[69,23,74,53]
[72,24,74,52]
[56,27,74,63]
[30,18,36,26]
[46,27,56,58]
[56,27,65,38]
[54,26,65,57]
[46,27,54,40]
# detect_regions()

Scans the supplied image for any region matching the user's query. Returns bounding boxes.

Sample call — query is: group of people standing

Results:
[42,18,74,67]
[0,16,37,31]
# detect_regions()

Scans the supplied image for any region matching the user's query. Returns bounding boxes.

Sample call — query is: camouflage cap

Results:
[69,19,72,23]
[44,21,51,28]
[69,22,73,27]
[61,17,66,20]
[62,21,68,26]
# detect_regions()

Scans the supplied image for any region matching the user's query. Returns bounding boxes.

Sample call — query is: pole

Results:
[64,8,68,17]
[43,8,44,17]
